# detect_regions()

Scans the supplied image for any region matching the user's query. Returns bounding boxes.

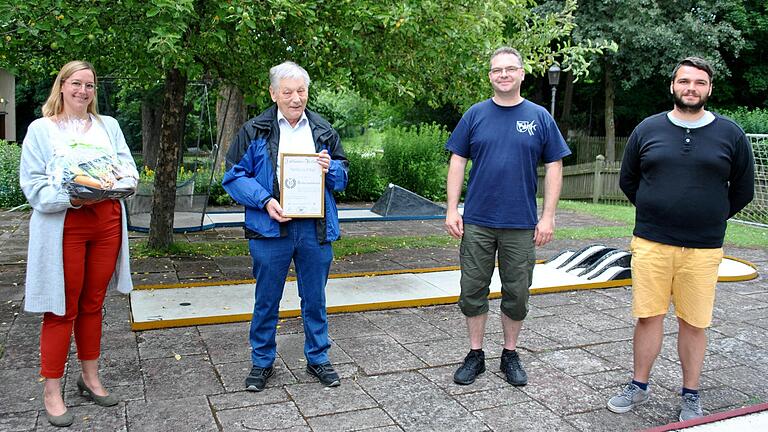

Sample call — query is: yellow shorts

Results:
[630,236,723,328]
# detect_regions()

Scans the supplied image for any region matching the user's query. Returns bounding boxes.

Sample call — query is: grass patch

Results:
[333,235,458,257]
[557,226,633,240]
[130,235,459,259]
[557,199,768,248]
[342,130,385,154]
[130,241,249,258]
[129,201,765,258]
[723,222,768,247]
[558,200,635,224]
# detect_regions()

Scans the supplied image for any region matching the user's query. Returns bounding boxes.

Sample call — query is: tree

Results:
[3,0,613,248]
[568,0,745,160]
[716,0,768,108]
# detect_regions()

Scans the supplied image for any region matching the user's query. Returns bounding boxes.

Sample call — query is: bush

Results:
[380,124,450,201]
[138,164,234,206]
[0,140,26,208]
[716,107,768,134]
[312,88,371,138]
[338,151,386,202]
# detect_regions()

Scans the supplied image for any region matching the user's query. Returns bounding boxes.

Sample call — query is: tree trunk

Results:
[604,63,616,162]
[215,83,247,176]
[141,89,163,170]
[148,68,188,249]
[175,100,191,172]
[561,71,574,140]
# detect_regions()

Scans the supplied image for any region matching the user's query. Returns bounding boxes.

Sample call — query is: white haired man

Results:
[223,61,349,391]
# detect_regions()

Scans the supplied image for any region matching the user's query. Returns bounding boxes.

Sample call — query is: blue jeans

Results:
[248,219,333,367]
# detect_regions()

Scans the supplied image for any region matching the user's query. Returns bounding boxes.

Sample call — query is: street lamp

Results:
[547,64,561,118]
[0,97,7,140]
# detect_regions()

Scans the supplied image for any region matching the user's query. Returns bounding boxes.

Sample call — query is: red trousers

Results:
[39,200,122,378]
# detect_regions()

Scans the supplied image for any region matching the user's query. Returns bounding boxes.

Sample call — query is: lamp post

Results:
[0,97,7,140]
[547,64,561,118]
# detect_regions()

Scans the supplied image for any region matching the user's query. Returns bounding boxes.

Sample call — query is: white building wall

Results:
[0,68,17,142]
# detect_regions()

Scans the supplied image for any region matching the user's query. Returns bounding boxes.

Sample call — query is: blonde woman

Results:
[19,61,138,427]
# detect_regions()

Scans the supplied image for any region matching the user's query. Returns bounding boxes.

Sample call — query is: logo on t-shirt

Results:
[516,120,537,136]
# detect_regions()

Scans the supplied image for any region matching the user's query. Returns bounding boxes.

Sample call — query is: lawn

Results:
[129,200,767,258]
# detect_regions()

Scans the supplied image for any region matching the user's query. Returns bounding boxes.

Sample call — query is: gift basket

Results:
[46,118,137,200]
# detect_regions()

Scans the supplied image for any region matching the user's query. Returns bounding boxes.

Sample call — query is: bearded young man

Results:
[607,56,754,421]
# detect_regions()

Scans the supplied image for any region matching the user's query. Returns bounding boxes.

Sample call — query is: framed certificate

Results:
[279,153,325,218]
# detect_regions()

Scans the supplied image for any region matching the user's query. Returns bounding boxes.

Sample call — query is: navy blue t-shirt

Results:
[445,99,571,229]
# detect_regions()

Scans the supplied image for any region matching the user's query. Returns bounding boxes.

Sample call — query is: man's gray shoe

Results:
[679,393,704,421]
[453,350,485,385]
[607,382,650,413]
[500,350,527,386]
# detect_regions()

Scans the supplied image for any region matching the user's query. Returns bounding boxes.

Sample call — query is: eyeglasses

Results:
[490,66,522,76]
[65,80,96,91]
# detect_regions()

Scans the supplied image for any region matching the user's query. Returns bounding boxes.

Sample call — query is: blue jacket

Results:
[222,105,348,243]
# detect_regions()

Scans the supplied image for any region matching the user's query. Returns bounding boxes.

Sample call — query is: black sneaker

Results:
[453,350,486,385]
[245,365,274,392]
[500,349,527,386]
[306,362,341,387]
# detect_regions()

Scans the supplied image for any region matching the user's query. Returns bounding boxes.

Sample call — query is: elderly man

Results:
[608,56,754,420]
[223,61,348,391]
[445,47,570,387]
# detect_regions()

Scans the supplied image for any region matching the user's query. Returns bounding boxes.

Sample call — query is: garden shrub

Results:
[716,107,768,134]
[0,140,26,208]
[338,150,386,202]
[380,124,450,201]
[138,164,234,206]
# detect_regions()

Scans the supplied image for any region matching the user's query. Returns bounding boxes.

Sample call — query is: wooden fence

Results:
[564,136,628,165]
[539,134,766,222]
[538,155,627,204]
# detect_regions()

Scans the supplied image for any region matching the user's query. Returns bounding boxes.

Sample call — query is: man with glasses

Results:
[607,56,754,421]
[445,46,570,386]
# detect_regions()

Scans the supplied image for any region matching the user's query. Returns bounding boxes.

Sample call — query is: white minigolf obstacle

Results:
[129,244,758,331]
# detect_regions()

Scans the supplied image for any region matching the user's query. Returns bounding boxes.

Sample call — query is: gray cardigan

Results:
[20,115,138,315]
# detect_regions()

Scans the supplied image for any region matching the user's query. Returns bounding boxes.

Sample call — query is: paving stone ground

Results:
[0,208,766,431]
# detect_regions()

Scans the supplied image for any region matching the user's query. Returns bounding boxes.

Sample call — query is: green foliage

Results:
[338,151,386,202]
[572,0,744,89]
[312,89,371,138]
[380,124,449,201]
[716,107,768,134]
[137,163,232,205]
[342,130,385,154]
[0,140,26,208]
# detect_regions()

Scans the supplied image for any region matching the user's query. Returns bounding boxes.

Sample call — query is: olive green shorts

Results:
[458,224,536,320]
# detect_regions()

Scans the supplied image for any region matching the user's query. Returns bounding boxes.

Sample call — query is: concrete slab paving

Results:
[127,396,218,432]
[305,407,396,432]
[215,400,310,432]
[1,210,766,431]
[287,381,378,417]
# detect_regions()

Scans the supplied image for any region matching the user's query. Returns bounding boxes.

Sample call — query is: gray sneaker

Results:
[679,393,704,421]
[607,382,650,413]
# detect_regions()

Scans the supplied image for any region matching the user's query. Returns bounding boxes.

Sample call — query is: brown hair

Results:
[490,47,524,68]
[671,57,714,82]
[41,60,100,118]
